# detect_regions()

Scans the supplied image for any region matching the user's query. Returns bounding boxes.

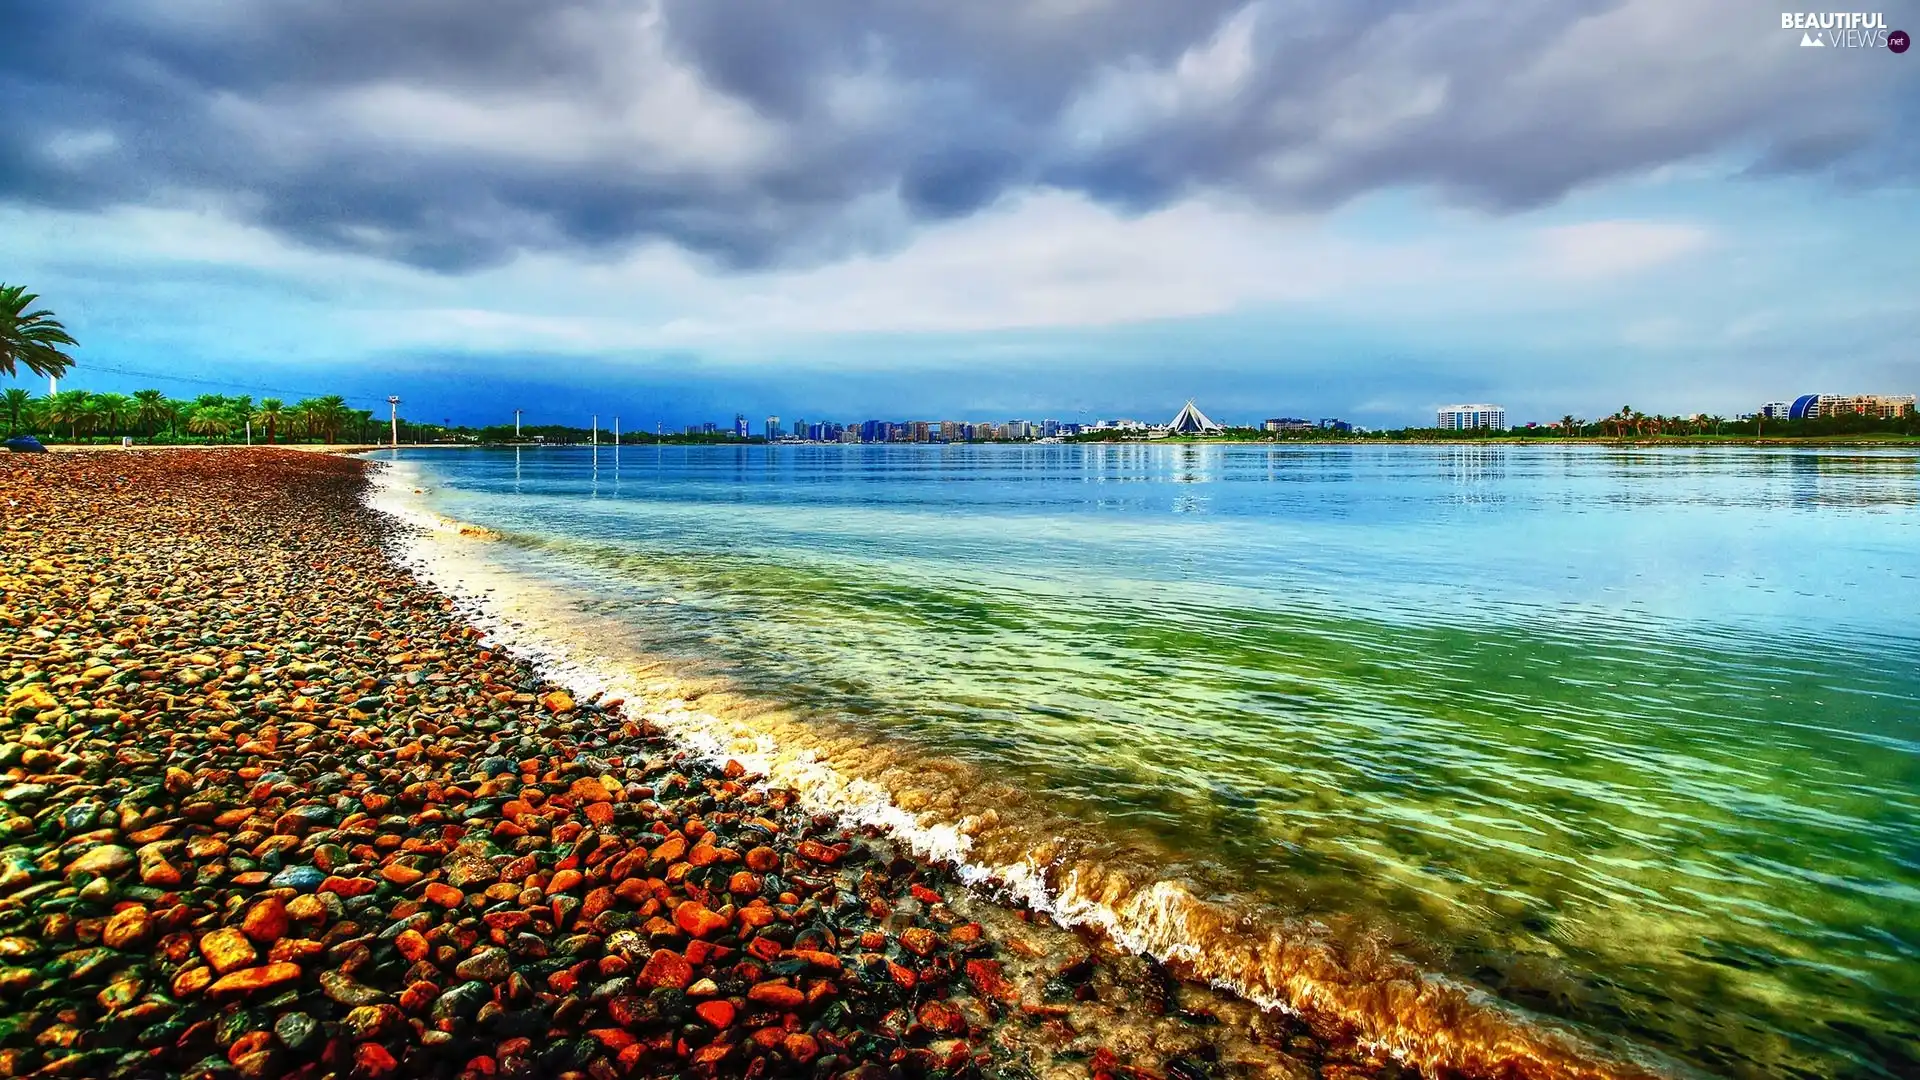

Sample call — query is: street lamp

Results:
[387,396,401,448]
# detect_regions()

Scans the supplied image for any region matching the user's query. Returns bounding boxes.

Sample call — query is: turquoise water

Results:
[393,443,1920,1079]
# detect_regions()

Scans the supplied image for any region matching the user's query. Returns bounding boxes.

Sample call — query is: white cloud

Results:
[1532,220,1710,280]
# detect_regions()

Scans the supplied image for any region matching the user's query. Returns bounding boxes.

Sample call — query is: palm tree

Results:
[45,389,92,440]
[132,389,170,437]
[1560,414,1579,436]
[353,409,375,443]
[164,399,194,439]
[252,398,285,444]
[0,285,78,380]
[291,398,324,443]
[310,394,350,443]
[185,408,234,440]
[2,388,32,434]
[92,392,133,437]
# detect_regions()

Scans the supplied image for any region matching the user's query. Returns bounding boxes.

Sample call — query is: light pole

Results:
[388,396,401,448]
[591,414,598,446]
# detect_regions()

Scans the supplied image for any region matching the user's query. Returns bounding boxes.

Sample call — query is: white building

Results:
[1436,404,1507,430]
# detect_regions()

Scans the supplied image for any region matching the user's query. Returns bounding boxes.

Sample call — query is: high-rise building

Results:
[1436,404,1507,430]
[733,413,749,438]
[1264,417,1311,432]
[792,419,807,438]
[1759,402,1792,420]
[765,416,780,441]
[702,421,717,435]
[938,420,962,442]
[1041,419,1060,437]
[909,421,931,442]
[1787,393,1916,420]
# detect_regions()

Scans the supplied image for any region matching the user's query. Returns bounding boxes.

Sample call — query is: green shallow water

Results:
[393,443,1920,1079]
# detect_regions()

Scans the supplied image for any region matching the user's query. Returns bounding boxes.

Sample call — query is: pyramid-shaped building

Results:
[1168,400,1223,435]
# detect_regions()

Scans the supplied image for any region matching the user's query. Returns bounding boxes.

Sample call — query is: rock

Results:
[423,882,464,908]
[137,846,184,887]
[747,981,806,1009]
[319,969,388,1006]
[101,906,152,950]
[673,902,728,939]
[343,1003,406,1040]
[273,1012,320,1052]
[241,898,289,943]
[207,963,302,999]
[66,845,134,878]
[430,980,491,1023]
[900,927,937,956]
[568,777,613,803]
[198,928,257,974]
[917,1000,967,1035]
[268,866,326,891]
[454,946,510,982]
[538,690,574,713]
[636,949,693,990]
[443,854,498,889]
[694,1000,735,1028]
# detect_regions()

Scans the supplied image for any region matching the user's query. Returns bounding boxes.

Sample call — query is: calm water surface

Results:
[393,443,1920,1080]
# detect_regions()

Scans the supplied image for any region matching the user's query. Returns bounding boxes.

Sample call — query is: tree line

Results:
[0,388,392,444]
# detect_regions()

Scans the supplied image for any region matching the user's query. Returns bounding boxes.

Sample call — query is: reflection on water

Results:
[396,444,1920,1080]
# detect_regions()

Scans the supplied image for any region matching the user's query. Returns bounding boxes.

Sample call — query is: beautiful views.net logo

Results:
[1782,12,1910,50]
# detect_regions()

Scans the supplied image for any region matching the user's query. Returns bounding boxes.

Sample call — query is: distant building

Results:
[701,421,716,435]
[1318,418,1352,433]
[1168,401,1222,434]
[733,413,749,438]
[1437,404,1507,430]
[765,415,780,441]
[1263,417,1311,432]
[909,421,931,442]
[1759,401,1792,420]
[684,424,700,436]
[1787,393,1916,420]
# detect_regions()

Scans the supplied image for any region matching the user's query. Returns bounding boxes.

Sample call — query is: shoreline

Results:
[0,449,1451,1080]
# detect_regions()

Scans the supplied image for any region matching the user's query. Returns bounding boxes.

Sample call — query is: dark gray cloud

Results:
[2,0,1912,272]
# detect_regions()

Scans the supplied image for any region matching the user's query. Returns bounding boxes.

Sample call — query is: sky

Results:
[4,0,1918,429]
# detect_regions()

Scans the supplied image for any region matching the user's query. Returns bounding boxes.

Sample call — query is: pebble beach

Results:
[0,449,1436,1080]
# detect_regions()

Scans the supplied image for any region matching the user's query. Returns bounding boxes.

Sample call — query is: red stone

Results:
[207,962,303,1000]
[673,901,728,938]
[241,898,289,943]
[694,1000,736,1028]
[793,840,840,865]
[746,981,806,1009]
[636,949,693,990]
[319,875,377,898]
[423,883,464,908]
[354,1042,398,1078]
[965,959,1015,1002]
[916,1000,966,1036]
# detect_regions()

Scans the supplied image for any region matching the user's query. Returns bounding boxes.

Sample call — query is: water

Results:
[380,443,1920,1079]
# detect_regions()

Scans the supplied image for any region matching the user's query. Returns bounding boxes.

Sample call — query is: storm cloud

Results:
[2,0,1910,272]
